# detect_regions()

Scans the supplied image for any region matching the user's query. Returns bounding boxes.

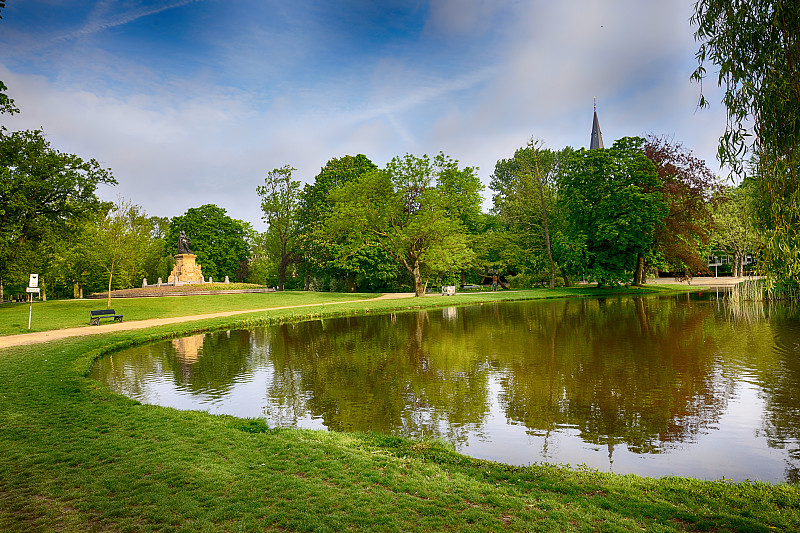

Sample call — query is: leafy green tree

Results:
[167,204,250,283]
[49,212,102,299]
[559,137,667,286]
[711,183,759,277]
[85,199,153,308]
[327,153,478,296]
[0,80,19,118]
[138,216,170,284]
[0,128,115,302]
[297,155,396,292]
[491,142,569,288]
[692,0,800,286]
[256,166,302,291]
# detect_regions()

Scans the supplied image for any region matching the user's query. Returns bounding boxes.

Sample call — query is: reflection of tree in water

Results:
[264,309,490,442]
[169,330,259,398]
[754,304,800,482]
[89,341,182,403]
[490,296,734,459]
[91,330,266,404]
[260,296,741,454]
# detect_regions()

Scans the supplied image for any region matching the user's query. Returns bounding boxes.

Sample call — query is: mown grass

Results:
[0,291,376,336]
[3,285,795,532]
[0,285,691,337]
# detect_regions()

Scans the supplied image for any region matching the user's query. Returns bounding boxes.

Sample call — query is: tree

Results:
[256,166,302,291]
[0,80,19,118]
[296,155,396,292]
[86,199,153,309]
[644,135,719,282]
[559,137,667,286]
[711,183,759,277]
[327,153,479,297]
[0,128,115,302]
[491,142,567,288]
[167,205,250,282]
[692,0,800,286]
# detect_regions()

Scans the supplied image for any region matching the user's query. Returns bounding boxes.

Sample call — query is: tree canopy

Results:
[559,137,667,286]
[327,153,481,296]
[256,166,302,291]
[0,128,115,299]
[490,142,568,288]
[644,135,719,278]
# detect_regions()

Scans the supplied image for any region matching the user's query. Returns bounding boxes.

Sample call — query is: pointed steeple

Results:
[590,98,604,150]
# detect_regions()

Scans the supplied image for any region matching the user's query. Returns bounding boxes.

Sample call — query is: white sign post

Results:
[27,274,39,330]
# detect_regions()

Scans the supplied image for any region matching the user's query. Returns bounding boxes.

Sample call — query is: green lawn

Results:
[2,286,797,532]
[0,290,377,336]
[0,285,692,336]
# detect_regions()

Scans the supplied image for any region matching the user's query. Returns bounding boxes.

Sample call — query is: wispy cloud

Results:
[51,0,203,44]
[354,65,497,124]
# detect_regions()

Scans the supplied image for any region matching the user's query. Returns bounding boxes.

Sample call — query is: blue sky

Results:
[1,0,728,229]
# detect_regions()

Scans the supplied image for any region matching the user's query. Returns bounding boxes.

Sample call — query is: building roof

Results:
[590,104,604,150]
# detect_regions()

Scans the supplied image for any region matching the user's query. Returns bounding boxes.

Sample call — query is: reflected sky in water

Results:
[89,292,800,483]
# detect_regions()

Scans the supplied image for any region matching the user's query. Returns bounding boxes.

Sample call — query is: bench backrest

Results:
[90,309,117,317]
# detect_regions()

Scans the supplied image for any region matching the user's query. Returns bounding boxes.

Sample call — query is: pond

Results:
[89,291,800,483]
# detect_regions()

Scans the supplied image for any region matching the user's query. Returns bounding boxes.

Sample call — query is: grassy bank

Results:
[0,291,376,336]
[0,285,692,337]
[2,286,797,532]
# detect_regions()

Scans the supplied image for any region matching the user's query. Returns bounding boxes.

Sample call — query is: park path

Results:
[0,278,747,350]
[0,293,415,349]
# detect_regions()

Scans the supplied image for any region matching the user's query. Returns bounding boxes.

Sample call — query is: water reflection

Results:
[89,293,800,482]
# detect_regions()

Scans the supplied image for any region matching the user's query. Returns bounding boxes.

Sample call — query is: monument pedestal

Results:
[168,254,204,284]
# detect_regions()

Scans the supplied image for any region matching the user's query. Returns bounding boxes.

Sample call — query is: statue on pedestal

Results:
[169,231,204,284]
[177,231,193,255]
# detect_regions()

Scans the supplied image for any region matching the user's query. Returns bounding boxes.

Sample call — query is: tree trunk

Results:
[107,271,113,309]
[413,261,425,297]
[277,253,290,291]
[0,278,3,304]
[532,154,556,289]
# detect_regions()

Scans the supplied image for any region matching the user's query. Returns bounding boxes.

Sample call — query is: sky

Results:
[0,0,729,231]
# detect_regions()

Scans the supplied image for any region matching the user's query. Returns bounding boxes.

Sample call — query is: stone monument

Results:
[168,231,204,284]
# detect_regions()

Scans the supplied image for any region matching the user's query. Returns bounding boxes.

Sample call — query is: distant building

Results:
[590,100,604,150]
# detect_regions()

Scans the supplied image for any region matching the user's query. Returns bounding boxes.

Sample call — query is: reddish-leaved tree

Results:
[640,135,720,283]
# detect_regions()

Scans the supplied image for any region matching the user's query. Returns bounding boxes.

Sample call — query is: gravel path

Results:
[0,294,415,349]
[0,280,748,349]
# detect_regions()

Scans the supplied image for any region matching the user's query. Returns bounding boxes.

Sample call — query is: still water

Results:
[89,292,800,483]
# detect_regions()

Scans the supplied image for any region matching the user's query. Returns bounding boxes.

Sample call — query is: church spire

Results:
[590,98,604,150]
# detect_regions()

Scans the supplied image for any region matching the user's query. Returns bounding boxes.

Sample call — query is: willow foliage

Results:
[692,0,800,285]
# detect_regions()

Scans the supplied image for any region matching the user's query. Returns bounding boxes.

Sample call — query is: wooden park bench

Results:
[89,309,124,326]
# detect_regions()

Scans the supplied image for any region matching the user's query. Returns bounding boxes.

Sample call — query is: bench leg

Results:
[90,318,99,326]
